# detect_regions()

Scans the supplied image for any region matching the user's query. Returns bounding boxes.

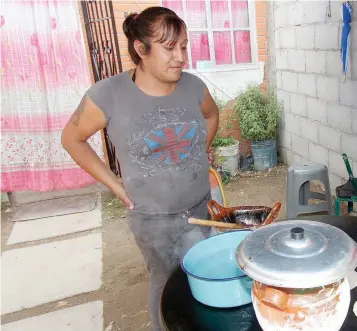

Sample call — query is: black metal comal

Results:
[81,0,122,176]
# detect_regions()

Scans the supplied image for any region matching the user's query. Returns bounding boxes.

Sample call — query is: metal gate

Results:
[81,0,121,176]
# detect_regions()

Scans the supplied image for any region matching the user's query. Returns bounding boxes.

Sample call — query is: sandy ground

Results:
[3,164,345,331]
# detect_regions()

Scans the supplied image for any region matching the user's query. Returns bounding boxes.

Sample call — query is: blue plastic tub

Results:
[251,139,277,171]
[182,230,253,308]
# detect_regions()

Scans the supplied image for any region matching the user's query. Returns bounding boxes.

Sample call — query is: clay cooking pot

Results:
[207,200,281,232]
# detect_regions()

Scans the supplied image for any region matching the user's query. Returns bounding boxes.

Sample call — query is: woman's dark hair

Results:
[123,6,186,65]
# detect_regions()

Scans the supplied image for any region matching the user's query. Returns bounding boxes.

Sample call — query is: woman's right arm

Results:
[61,96,134,209]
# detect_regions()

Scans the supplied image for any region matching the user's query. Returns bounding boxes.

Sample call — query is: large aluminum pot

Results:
[236,220,357,331]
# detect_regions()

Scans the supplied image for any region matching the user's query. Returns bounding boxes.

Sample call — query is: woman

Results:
[62,6,219,330]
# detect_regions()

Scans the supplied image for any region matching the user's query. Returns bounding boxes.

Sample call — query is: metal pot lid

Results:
[236,220,357,288]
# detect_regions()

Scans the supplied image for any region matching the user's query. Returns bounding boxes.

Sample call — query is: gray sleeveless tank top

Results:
[85,71,210,215]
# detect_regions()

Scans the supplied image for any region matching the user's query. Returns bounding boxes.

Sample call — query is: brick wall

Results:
[255,0,268,90]
[112,1,160,71]
[270,1,357,191]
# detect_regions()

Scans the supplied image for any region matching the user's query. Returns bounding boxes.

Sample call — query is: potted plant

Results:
[211,132,240,176]
[234,85,282,171]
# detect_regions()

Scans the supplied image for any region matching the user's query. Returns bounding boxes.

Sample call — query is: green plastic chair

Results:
[334,153,357,215]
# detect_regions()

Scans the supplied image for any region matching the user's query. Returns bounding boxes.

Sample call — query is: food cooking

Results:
[236,220,357,331]
[188,200,282,231]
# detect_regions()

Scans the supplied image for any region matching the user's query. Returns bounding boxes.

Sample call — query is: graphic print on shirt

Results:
[127,107,206,177]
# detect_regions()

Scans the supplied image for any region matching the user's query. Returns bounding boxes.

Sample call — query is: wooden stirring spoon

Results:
[188,218,244,229]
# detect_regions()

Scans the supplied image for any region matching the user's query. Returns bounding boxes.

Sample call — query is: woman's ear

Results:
[133,40,148,60]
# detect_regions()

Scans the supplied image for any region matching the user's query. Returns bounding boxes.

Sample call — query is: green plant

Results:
[234,85,282,142]
[211,134,236,148]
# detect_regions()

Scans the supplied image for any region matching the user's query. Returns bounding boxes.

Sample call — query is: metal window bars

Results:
[81,0,122,176]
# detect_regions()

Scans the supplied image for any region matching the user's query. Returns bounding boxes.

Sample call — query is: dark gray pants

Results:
[127,194,211,331]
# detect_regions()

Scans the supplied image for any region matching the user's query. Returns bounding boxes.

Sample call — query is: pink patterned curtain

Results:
[163,0,251,68]
[1,0,103,192]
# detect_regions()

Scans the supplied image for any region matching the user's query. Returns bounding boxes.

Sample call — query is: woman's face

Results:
[143,27,188,83]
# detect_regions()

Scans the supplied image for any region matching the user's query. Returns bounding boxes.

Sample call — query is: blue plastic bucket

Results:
[182,230,253,308]
[251,139,277,171]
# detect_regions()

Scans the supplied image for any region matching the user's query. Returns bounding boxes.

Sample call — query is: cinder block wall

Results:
[270,1,357,191]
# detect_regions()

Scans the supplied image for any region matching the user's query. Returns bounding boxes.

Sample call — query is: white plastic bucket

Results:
[216,141,240,175]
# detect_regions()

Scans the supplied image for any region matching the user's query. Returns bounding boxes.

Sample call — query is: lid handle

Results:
[291,227,304,240]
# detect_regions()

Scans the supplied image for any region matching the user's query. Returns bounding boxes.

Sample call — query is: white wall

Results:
[188,61,265,103]
[270,1,357,191]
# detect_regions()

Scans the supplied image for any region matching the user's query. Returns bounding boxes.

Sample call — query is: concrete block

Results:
[351,22,357,50]
[287,50,306,72]
[342,133,357,160]
[285,112,301,135]
[316,76,339,103]
[307,97,327,124]
[301,118,319,143]
[282,71,298,93]
[277,89,290,112]
[296,25,314,50]
[286,149,303,165]
[353,109,357,134]
[327,104,352,133]
[303,2,328,24]
[290,93,307,117]
[278,129,292,149]
[306,51,326,74]
[2,301,103,331]
[9,182,107,206]
[278,111,285,129]
[326,51,342,76]
[340,80,357,107]
[286,2,304,26]
[274,4,287,28]
[276,50,288,70]
[12,193,98,222]
[275,29,280,49]
[276,71,282,89]
[329,173,343,193]
[278,146,287,164]
[1,233,102,314]
[329,1,344,22]
[7,209,102,245]
[280,27,296,49]
[291,133,309,159]
[329,150,349,178]
[309,143,328,166]
[319,124,342,152]
[352,50,357,80]
[315,23,339,50]
[298,73,316,97]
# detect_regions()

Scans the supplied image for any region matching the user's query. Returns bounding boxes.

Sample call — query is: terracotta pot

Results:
[207,200,281,232]
[252,279,351,331]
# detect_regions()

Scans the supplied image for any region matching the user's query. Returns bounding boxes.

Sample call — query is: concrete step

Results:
[7,183,109,207]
